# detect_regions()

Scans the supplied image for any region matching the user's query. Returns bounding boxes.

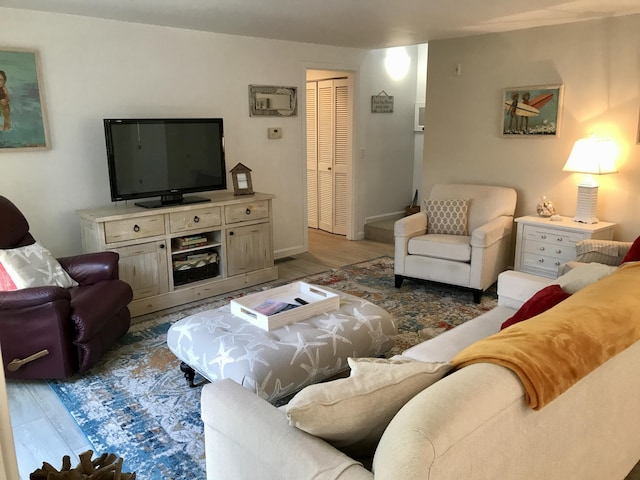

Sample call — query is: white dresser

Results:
[514,215,616,278]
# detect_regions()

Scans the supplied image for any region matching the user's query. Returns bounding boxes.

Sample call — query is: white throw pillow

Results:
[0,242,78,290]
[285,357,453,456]
[423,198,469,235]
[551,262,617,294]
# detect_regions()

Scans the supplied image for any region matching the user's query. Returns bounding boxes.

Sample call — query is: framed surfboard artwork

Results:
[0,48,50,150]
[501,84,564,137]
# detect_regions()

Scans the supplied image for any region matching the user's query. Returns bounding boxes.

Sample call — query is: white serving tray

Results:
[230,281,340,331]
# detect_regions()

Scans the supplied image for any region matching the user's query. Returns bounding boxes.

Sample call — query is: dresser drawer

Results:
[225,200,269,224]
[522,252,564,275]
[169,206,222,233]
[522,239,576,262]
[523,225,584,247]
[104,215,165,243]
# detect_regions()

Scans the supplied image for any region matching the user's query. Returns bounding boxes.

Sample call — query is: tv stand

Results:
[77,192,278,316]
[135,194,211,209]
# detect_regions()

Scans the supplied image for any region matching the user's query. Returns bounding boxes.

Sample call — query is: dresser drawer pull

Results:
[555,261,561,266]
[556,249,562,254]
[194,215,200,223]
[246,208,252,215]
[539,246,545,252]
[133,224,140,233]
[541,234,547,239]
[556,237,563,242]
[538,258,545,263]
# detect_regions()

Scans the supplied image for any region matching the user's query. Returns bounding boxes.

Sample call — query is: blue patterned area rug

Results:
[48,256,496,479]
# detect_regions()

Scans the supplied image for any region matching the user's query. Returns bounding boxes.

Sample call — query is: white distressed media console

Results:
[77,192,277,316]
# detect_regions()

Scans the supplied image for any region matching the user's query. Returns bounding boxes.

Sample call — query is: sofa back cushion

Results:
[429,184,517,232]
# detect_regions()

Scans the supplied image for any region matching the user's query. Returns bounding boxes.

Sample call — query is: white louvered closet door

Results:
[306,82,318,229]
[332,78,351,235]
[313,78,352,235]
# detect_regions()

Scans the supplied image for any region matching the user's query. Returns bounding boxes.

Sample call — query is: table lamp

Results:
[562,135,617,224]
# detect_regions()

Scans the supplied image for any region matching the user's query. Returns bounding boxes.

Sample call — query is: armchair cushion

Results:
[424,198,469,235]
[0,242,78,290]
[408,234,471,262]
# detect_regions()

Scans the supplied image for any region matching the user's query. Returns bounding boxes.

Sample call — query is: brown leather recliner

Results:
[0,195,133,379]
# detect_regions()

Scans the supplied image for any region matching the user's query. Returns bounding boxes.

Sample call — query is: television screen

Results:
[104,118,226,208]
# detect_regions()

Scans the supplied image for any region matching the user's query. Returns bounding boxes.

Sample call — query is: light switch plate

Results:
[268,127,282,139]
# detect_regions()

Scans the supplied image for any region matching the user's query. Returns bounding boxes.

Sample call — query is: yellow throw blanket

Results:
[451,262,640,410]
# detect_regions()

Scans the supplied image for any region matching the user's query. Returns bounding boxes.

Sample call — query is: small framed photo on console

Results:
[231,163,254,195]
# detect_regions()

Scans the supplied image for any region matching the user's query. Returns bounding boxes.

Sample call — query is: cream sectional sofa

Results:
[201,258,640,479]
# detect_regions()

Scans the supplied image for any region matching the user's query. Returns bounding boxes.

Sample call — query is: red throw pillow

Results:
[620,235,640,265]
[500,284,571,330]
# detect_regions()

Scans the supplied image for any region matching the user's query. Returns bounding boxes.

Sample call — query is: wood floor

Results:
[5,229,393,479]
[6,229,640,479]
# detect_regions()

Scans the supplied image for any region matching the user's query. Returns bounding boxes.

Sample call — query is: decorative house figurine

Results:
[230,163,254,195]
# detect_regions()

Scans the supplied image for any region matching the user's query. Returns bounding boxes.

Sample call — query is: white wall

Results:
[423,14,640,240]
[359,46,419,225]
[0,8,418,257]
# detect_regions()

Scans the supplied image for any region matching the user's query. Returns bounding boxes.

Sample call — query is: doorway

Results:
[305,69,354,237]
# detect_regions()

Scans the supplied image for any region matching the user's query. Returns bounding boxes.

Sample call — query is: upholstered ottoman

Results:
[167,287,396,403]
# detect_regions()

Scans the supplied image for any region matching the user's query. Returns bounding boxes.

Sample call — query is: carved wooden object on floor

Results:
[29,450,136,479]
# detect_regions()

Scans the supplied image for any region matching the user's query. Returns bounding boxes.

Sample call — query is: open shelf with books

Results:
[171,231,222,286]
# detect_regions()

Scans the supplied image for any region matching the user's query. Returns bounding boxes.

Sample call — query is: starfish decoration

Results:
[283,332,327,366]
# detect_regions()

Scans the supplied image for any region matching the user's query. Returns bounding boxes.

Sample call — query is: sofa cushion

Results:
[500,284,570,330]
[408,234,472,261]
[575,239,632,266]
[424,198,469,235]
[620,235,640,265]
[285,357,452,456]
[0,242,78,290]
[552,262,617,294]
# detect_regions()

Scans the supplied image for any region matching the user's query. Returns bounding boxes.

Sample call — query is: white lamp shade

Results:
[562,138,618,175]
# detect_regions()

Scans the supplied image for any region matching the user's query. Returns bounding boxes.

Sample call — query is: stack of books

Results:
[175,235,208,250]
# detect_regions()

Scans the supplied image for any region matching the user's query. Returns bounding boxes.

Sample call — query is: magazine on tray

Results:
[253,299,302,315]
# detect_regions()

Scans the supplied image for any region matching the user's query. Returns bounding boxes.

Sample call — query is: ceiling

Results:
[2,0,640,49]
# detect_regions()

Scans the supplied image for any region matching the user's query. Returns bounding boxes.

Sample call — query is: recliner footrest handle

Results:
[7,349,50,371]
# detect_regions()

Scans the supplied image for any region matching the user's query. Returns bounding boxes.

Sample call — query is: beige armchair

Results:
[394,184,517,303]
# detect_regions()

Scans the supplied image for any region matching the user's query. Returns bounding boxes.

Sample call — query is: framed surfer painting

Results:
[501,84,564,137]
[0,48,50,150]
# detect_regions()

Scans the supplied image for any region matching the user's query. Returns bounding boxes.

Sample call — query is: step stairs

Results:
[364,219,396,244]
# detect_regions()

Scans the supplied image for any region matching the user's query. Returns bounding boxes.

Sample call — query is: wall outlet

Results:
[268,127,282,139]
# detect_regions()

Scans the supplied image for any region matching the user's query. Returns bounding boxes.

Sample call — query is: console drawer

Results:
[225,200,269,224]
[104,215,165,243]
[169,206,222,233]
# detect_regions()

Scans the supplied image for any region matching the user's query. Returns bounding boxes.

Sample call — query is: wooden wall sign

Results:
[371,90,394,113]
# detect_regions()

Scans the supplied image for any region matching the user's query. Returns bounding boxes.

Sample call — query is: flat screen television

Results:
[104,118,227,208]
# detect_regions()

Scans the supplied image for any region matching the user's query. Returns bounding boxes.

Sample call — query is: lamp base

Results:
[573,215,599,224]
[573,184,599,224]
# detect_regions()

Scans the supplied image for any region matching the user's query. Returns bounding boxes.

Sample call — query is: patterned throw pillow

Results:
[423,198,470,235]
[0,242,78,291]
